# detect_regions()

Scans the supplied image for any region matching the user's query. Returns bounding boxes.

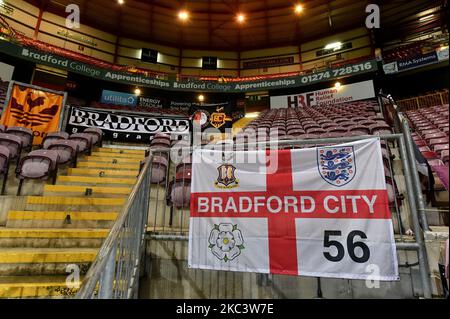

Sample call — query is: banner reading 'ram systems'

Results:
[0,84,64,145]
[188,138,399,281]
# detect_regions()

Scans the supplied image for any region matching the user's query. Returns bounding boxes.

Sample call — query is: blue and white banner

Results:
[383,47,449,74]
[101,90,138,107]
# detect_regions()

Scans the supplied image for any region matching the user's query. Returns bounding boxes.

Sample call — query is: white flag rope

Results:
[188,138,399,281]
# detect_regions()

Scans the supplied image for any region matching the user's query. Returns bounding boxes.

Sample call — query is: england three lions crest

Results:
[215,164,239,189]
[317,146,356,187]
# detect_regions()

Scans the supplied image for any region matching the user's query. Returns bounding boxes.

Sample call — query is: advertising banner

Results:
[0,41,379,93]
[383,47,449,74]
[188,138,399,281]
[66,106,190,143]
[0,83,64,144]
[101,90,137,107]
[139,96,165,108]
[270,80,375,109]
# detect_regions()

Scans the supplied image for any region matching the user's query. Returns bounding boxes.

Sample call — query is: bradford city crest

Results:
[215,164,239,189]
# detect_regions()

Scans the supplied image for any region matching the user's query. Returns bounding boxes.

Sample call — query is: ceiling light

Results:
[117,0,125,5]
[236,13,246,23]
[134,88,141,96]
[198,94,205,102]
[324,42,342,51]
[178,10,189,21]
[294,4,303,14]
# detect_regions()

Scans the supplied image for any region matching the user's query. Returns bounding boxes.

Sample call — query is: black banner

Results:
[66,106,190,143]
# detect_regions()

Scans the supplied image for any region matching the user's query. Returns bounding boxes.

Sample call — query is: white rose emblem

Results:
[208,223,245,262]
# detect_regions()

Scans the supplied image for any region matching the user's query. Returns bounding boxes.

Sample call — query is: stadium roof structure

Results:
[24,0,447,50]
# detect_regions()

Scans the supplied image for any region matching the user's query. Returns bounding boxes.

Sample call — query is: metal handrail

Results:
[379,91,430,230]
[76,155,153,299]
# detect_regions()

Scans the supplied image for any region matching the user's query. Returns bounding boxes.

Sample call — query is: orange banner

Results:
[0,84,63,145]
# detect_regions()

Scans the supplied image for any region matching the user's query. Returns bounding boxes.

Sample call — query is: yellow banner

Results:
[0,84,63,145]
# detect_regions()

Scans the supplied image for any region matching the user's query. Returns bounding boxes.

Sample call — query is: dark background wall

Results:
[378,64,449,99]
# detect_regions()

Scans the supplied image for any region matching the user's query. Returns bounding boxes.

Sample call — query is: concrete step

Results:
[55,176,136,186]
[97,148,146,155]
[0,275,82,298]
[0,248,97,276]
[0,228,108,248]
[6,210,118,228]
[67,168,139,177]
[43,185,132,197]
[77,162,141,170]
[25,196,125,212]
[90,152,145,159]
[84,156,142,164]
[26,196,126,206]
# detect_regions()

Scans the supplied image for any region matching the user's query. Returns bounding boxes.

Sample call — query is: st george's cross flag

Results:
[188,138,399,281]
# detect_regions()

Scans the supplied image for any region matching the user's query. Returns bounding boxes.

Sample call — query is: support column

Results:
[33,8,44,39]
[298,45,302,72]
[238,51,241,78]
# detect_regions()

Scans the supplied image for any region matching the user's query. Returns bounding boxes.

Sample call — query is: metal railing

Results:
[396,91,449,111]
[76,157,152,299]
[380,92,431,231]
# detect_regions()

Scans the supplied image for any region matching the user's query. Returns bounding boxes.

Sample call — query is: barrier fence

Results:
[397,91,449,112]
[76,158,152,299]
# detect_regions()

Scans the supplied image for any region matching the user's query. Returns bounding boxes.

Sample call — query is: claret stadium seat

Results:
[84,127,103,147]
[6,126,33,151]
[41,131,70,149]
[16,149,59,195]
[167,167,192,209]
[0,133,23,166]
[0,145,10,195]
[69,133,94,156]
[46,139,80,167]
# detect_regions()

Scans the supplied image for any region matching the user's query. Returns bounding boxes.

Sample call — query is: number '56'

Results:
[323,230,370,263]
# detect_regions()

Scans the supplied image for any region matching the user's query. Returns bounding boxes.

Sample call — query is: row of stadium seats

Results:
[237,100,403,208]
[382,41,440,63]
[139,133,192,209]
[0,126,102,195]
[405,105,449,166]
[240,100,388,139]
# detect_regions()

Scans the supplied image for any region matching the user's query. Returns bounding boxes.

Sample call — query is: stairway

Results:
[0,146,146,298]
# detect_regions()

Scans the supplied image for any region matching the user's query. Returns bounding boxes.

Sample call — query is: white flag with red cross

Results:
[188,138,399,281]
